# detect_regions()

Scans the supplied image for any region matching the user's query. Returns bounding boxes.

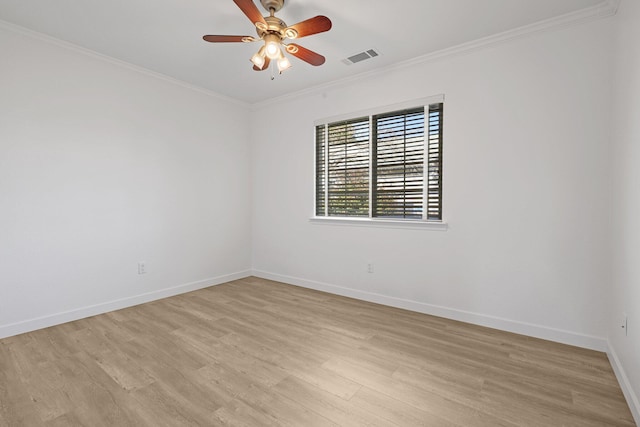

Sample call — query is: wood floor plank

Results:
[195,360,257,404]
[218,332,361,400]
[130,381,216,426]
[212,387,283,427]
[44,412,85,427]
[92,348,156,392]
[322,356,517,427]
[16,361,76,422]
[571,389,637,426]
[479,379,634,427]
[0,277,635,426]
[271,375,392,427]
[212,403,274,426]
[54,351,148,427]
[0,344,44,427]
[206,340,290,387]
[232,382,339,427]
[350,386,460,427]
[391,364,485,403]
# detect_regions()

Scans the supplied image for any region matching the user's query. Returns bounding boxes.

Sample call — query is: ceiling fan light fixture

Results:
[264,34,281,59]
[277,54,291,73]
[250,46,267,69]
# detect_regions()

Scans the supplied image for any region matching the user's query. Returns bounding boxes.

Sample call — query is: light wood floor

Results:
[0,277,635,426]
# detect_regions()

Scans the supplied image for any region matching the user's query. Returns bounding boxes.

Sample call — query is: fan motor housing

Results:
[256,15,288,38]
[261,0,284,13]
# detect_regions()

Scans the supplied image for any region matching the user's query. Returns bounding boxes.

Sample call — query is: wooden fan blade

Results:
[203,35,254,43]
[286,16,332,39]
[233,0,267,27]
[253,57,271,71]
[286,44,325,66]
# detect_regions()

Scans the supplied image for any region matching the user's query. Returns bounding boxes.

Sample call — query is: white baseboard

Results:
[252,269,608,352]
[0,270,252,339]
[607,343,640,425]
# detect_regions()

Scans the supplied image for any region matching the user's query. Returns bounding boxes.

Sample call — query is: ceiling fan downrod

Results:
[260,0,284,14]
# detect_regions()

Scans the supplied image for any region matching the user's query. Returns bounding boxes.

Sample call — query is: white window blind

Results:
[315,100,443,221]
[373,108,425,219]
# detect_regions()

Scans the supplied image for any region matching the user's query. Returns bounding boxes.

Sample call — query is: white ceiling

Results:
[0,0,604,104]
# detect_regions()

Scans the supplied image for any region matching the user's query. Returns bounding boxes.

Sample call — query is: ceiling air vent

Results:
[342,49,380,65]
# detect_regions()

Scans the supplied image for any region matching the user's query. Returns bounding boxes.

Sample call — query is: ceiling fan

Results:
[203,0,332,74]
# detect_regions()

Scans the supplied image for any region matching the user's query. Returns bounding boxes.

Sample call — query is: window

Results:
[315,98,444,222]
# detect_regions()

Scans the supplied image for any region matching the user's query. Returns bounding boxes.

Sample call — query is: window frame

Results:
[312,95,447,230]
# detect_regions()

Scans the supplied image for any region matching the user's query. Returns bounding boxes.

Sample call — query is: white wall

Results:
[610,0,640,419]
[251,19,613,350]
[0,25,252,337]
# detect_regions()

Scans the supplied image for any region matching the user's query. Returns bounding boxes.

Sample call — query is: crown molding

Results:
[0,19,250,109]
[0,0,620,110]
[251,0,620,110]
[603,0,622,15]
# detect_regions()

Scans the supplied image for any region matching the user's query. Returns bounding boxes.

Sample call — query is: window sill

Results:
[309,217,448,231]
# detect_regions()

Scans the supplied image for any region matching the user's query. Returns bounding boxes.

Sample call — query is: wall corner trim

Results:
[607,342,640,425]
[0,19,250,108]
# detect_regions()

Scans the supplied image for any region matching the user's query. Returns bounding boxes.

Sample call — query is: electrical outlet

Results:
[138,262,147,275]
[621,312,628,336]
[367,262,374,273]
